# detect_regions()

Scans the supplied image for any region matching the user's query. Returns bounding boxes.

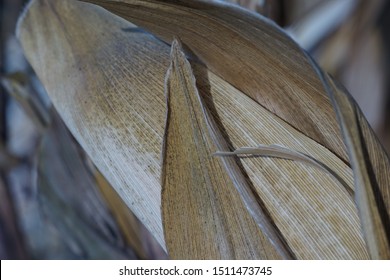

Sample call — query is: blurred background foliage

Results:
[1,0,389,259]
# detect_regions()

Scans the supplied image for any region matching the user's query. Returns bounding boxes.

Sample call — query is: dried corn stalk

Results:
[17,0,390,259]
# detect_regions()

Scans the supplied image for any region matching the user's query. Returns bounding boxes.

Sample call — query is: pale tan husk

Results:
[162,39,294,259]
[17,0,389,259]
[80,0,349,162]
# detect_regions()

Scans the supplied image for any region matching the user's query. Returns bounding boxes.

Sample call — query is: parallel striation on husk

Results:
[80,0,390,259]
[161,39,289,259]
[17,0,386,259]
[80,0,349,163]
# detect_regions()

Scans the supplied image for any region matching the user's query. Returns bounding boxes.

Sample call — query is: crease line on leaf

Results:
[214,144,353,196]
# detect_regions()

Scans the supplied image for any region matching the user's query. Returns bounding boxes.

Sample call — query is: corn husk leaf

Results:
[162,39,290,259]
[309,60,390,258]
[193,66,367,259]
[17,0,389,259]
[18,0,170,248]
[79,0,390,259]
[80,0,349,162]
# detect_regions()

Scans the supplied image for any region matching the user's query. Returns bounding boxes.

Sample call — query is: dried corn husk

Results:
[17,0,390,259]
[162,39,290,259]
[81,0,390,259]
[80,0,349,162]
